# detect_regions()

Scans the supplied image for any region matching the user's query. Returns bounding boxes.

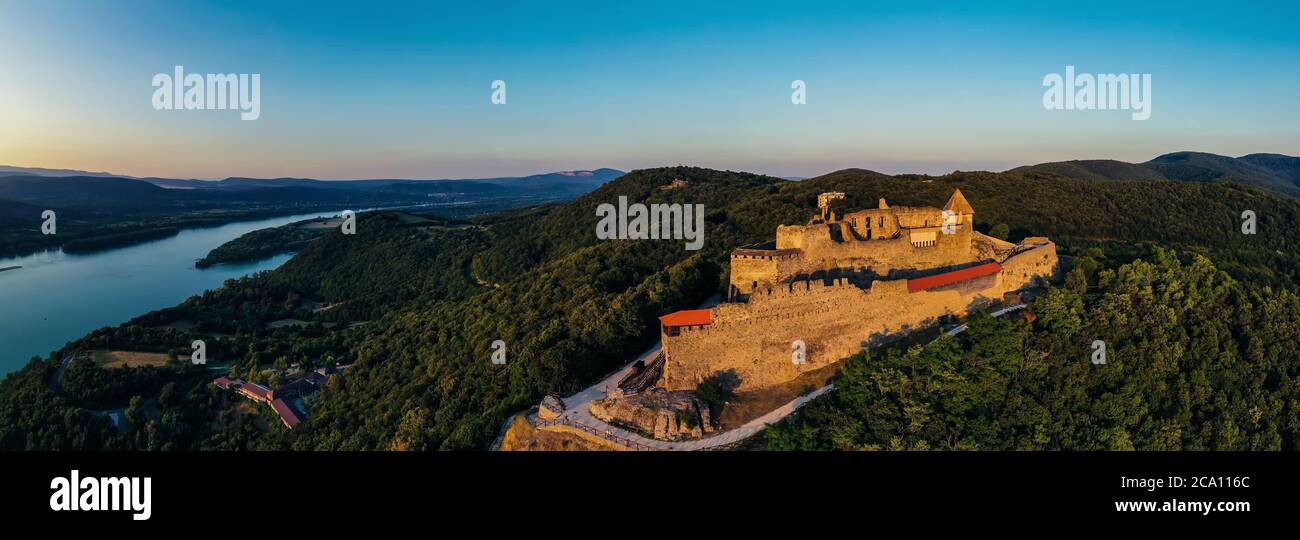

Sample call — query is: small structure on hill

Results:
[213,365,345,430]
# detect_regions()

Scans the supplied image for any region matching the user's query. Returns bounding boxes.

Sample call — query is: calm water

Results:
[0,211,346,375]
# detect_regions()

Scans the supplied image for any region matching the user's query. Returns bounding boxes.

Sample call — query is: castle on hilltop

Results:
[656,188,1060,393]
[729,189,982,299]
[565,188,1061,443]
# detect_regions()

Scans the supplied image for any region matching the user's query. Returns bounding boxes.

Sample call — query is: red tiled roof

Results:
[907,262,1002,292]
[270,398,302,429]
[213,376,232,389]
[659,309,713,327]
[239,383,272,401]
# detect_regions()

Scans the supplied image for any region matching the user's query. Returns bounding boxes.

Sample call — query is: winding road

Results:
[534,301,1030,451]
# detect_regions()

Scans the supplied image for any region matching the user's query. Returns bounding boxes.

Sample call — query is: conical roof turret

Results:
[943,188,974,215]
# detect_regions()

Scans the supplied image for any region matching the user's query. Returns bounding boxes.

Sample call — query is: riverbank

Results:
[0,265,19,273]
[0,210,351,376]
[0,205,363,261]
[195,217,336,268]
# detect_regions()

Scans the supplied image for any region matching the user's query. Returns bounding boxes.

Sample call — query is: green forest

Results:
[2,165,1298,450]
[767,248,1300,450]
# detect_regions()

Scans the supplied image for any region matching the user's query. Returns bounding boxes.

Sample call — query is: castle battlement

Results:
[728,189,982,299]
[731,247,801,261]
[661,189,1060,393]
[743,276,859,300]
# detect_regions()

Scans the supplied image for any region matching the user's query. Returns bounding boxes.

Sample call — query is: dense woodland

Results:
[2,165,1299,450]
[767,249,1300,450]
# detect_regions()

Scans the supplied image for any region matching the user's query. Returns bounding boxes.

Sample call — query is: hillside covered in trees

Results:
[2,165,1298,451]
[767,249,1300,450]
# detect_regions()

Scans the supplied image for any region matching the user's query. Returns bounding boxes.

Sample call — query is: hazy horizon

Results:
[5,148,1294,182]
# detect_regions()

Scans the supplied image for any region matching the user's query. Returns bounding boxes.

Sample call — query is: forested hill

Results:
[1010,151,1300,197]
[2,165,1299,451]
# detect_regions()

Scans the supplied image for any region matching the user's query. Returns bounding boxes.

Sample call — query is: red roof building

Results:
[907,262,1002,292]
[238,382,273,403]
[659,309,713,327]
[270,398,302,429]
[659,309,714,337]
[213,376,233,390]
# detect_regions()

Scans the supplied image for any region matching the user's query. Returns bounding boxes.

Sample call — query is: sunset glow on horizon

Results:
[2,0,1297,180]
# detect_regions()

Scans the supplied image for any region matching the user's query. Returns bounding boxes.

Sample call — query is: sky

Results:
[0,0,1297,179]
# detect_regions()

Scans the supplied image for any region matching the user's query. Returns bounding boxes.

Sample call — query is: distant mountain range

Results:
[0,165,124,178]
[1009,152,1300,197]
[141,168,624,193]
[0,168,627,214]
[5,150,1299,215]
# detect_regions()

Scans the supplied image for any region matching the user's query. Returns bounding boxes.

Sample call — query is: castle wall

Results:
[737,221,974,294]
[998,238,1059,288]
[729,256,778,294]
[666,242,1058,392]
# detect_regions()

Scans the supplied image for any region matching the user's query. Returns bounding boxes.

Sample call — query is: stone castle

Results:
[656,188,1059,393]
[573,188,1059,442]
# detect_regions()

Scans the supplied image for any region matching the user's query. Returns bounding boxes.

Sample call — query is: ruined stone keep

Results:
[659,189,1060,392]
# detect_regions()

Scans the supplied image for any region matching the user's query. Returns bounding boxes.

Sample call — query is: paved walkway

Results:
[541,384,835,451]
[944,303,1025,336]
[529,300,1027,451]
[533,294,841,450]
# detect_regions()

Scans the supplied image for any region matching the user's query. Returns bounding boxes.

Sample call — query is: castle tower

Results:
[943,188,974,227]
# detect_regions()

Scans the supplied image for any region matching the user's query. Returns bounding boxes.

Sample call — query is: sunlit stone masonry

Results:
[659,189,1059,393]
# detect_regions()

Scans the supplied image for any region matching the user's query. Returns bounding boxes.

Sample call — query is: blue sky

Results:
[0,0,1296,179]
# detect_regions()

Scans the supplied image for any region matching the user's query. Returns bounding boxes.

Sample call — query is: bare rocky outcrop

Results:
[589,388,715,441]
[538,393,565,421]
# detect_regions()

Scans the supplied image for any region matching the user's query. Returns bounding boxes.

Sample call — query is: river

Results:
[0,210,348,376]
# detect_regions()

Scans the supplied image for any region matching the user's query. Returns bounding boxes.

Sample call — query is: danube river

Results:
[0,211,345,375]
